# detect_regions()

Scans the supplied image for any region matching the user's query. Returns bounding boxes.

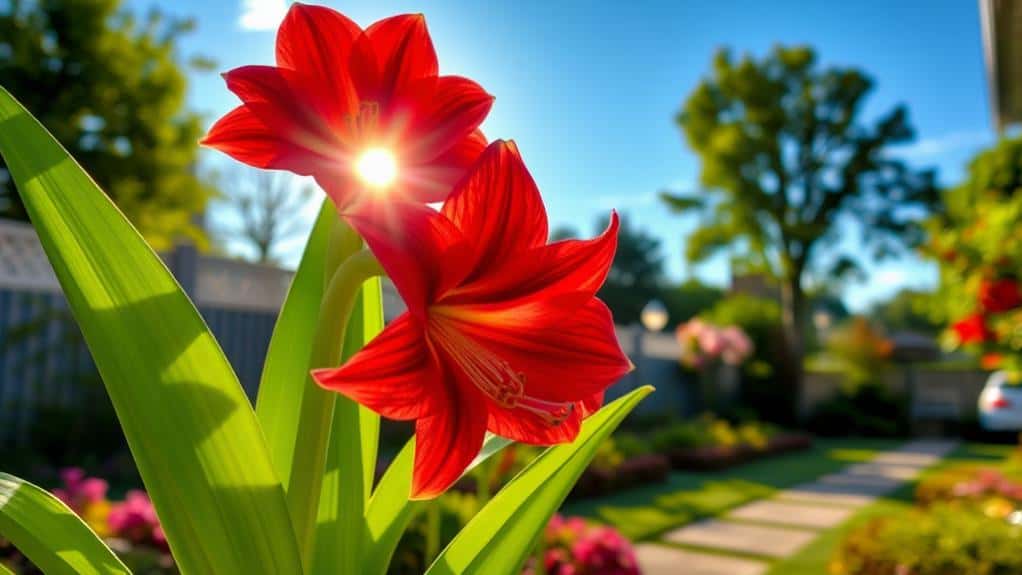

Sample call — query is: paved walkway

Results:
[634,439,959,575]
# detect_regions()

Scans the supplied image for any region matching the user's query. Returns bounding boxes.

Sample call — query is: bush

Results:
[700,295,788,421]
[831,504,1022,575]
[807,383,909,437]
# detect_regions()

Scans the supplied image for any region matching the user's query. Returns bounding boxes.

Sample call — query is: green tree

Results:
[0,0,214,249]
[664,45,937,418]
[872,289,941,335]
[659,278,723,326]
[595,214,665,324]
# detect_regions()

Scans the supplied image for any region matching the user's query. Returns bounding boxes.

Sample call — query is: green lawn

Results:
[764,442,1015,575]
[563,438,901,541]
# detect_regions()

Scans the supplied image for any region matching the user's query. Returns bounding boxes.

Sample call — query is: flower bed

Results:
[635,414,811,472]
[1,468,172,574]
[832,458,1022,575]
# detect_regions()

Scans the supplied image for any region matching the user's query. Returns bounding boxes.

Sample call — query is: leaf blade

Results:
[362,434,514,575]
[0,86,302,574]
[0,472,129,575]
[425,386,653,575]
[311,277,385,574]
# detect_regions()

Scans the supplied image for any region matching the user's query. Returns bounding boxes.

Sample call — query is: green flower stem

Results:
[424,501,442,567]
[287,218,383,570]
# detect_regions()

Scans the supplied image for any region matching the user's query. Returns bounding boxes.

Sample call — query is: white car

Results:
[978,371,1022,431]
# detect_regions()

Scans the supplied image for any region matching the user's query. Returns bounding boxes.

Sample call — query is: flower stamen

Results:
[345,101,380,142]
[518,396,575,426]
[429,318,525,408]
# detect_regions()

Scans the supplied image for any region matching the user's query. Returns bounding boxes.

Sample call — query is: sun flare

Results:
[355,148,397,189]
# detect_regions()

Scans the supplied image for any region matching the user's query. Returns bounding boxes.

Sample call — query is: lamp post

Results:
[634,300,669,390]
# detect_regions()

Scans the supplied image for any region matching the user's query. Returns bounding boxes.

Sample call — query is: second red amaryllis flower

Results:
[313,141,631,499]
[202,3,493,208]
[952,313,993,345]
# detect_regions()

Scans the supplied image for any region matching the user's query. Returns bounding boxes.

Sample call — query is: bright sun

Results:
[355,148,397,189]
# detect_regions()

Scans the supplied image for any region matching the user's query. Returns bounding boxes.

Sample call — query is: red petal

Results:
[579,392,605,418]
[365,14,438,99]
[344,201,471,316]
[441,141,548,278]
[443,299,630,404]
[276,3,361,72]
[443,212,619,310]
[410,387,488,499]
[398,76,494,163]
[222,65,348,156]
[400,129,487,203]
[275,3,361,125]
[486,402,582,445]
[311,314,438,420]
[202,106,337,177]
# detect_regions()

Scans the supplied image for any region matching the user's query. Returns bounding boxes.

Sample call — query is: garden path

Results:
[633,439,959,575]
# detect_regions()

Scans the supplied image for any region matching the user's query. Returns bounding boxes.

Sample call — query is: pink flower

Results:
[719,326,753,365]
[53,467,108,510]
[108,490,165,548]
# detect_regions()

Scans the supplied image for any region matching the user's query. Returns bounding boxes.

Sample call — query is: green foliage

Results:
[425,387,652,575]
[668,44,937,418]
[927,136,1022,370]
[871,289,942,335]
[807,383,908,438]
[0,0,213,249]
[650,414,776,452]
[0,472,129,575]
[700,294,788,419]
[825,316,893,391]
[669,45,936,277]
[659,279,724,326]
[0,84,303,574]
[832,504,1022,575]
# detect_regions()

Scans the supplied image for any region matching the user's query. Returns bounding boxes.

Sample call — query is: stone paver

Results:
[664,519,816,558]
[775,483,878,507]
[843,462,924,480]
[638,440,960,574]
[727,499,854,529]
[635,544,767,575]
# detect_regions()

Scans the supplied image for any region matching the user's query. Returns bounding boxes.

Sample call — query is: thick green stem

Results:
[286,219,383,570]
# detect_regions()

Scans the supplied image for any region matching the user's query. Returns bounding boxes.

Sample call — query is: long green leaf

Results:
[0,86,302,574]
[0,472,129,575]
[311,277,384,574]
[426,387,653,575]
[362,434,514,575]
[256,200,335,484]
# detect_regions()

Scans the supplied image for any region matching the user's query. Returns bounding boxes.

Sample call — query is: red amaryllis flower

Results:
[202,3,493,208]
[979,278,1022,313]
[312,141,631,498]
[952,313,993,345]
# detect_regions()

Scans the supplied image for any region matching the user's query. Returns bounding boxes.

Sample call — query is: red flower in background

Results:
[313,141,631,498]
[952,313,993,345]
[202,3,493,208]
[979,278,1022,313]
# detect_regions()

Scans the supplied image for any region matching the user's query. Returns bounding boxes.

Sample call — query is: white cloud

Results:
[894,130,991,162]
[239,0,288,31]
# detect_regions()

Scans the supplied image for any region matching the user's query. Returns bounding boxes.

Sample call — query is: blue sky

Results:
[130,0,996,311]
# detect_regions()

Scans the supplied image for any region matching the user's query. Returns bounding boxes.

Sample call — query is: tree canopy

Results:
[666,45,937,417]
[0,0,214,249]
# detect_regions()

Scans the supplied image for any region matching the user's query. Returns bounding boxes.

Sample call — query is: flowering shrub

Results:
[927,137,1022,375]
[523,515,639,575]
[824,317,893,390]
[52,468,112,538]
[675,320,753,369]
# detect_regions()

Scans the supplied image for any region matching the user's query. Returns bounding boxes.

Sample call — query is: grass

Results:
[764,442,1016,575]
[562,438,900,541]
